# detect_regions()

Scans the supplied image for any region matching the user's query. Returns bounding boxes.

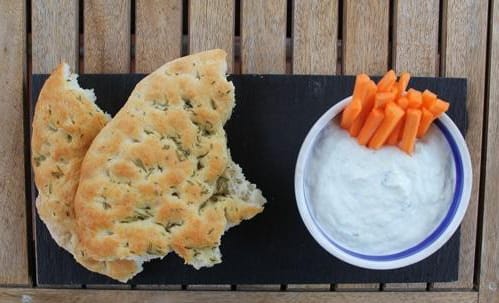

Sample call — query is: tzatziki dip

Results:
[306,119,455,255]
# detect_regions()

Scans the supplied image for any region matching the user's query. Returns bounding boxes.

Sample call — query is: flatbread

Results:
[32,63,142,282]
[74,49,265,268]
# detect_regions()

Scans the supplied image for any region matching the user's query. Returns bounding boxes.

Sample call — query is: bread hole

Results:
[164,220,184,233]
[66,134,72,143]
[210,99,217,110]
[183,98,193,110]
[144,129,154,135]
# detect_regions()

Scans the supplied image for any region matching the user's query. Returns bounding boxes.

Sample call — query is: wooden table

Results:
[0,0,496,302]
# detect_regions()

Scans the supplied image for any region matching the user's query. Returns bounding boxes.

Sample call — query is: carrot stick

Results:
[396,96,409,109]
[374,91,396,108]
[349,80,377,137]
[386,116,405,145]
[417,108,435,138]
[377,70,397,92]
[422,89,437,109]
[428,98,450,116]
[407,88,423,108]
[368,102,405,149]
[341,74,371,129]
[341,98,362,129]
[357,108,385,146]
[396,72,411,95]
[398,108,422,155]
[352,74,371,100]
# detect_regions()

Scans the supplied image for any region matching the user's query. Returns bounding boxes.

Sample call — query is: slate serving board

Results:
[31,74,467,285]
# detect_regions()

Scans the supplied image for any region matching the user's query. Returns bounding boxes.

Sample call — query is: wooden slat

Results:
[386,0,439,291]
[32,0,79,73]
[240,0,287,73]
[392,0,439,75]
[0,288,478,303]
[236,285,281,291]
[286,284,331,291]
[0,0,29,286]
[84,0,131,73]
[336,284,379,291]
[135,0,182,73]
[478,0,499,301]
[189,0,234,72]
[187,285,231,291]
[384,283,427,291]
[134,285,182,290]
[433,0,489,290]
[292,0,338,74]
[342,0,389,75]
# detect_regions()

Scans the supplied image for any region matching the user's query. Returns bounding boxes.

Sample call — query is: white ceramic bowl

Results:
[294,97,472,270]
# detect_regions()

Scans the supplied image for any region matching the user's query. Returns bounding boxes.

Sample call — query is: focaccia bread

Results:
[32,63,142,282]
[74,49,265,269]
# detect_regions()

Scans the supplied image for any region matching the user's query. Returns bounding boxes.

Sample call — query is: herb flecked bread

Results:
[32,50,266,282]
[31,63,143,281]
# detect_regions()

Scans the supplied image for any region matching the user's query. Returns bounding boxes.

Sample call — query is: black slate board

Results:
[31,74,467,285]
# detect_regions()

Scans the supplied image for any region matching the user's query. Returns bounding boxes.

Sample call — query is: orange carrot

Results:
[396,72,411,95]
[386,116,405,145]
[349,80,377,137]
[417,108,435,138]
[357,108,385,146]
[341,74,371,129]
[374,91,396,108]
[396,96,409,109]
[422,89,437,109]
[352,74,371,100]
[428,98,450,116]
[377,70,397,92]
[368,102,405,149]
[399,108,422,155]
[407,88,423,108]
[341,98,362,129]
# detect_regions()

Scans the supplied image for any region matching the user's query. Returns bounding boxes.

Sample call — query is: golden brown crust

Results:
[32,63,141,282]
[74,50,264,268]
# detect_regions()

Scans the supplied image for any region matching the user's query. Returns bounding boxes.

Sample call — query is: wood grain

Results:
[292,0,338,74]
[0,288,478,303]
[478,0,499,301]
[135,0,182,73]
[84,0,131,73]
[0,0,29,286]
[187,285,231,291]
[236,285,281,291]
[286,284,331,291]
[384,283,427,291]
[433,0,489,290]
[189,0,234,72]
[342,0,389,75]
[392,0,439,75]
[240,0,287,73]
[336,284,379,291]
[32,0,79,73]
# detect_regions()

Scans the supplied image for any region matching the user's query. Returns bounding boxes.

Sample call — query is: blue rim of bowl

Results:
[304,119,464,261]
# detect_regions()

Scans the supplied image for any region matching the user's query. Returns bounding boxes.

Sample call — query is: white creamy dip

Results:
[306,120,455,255]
